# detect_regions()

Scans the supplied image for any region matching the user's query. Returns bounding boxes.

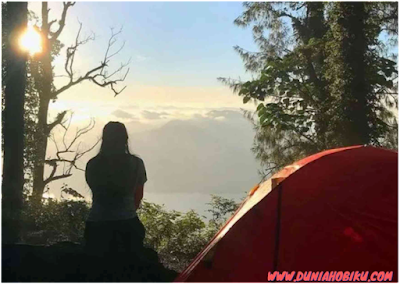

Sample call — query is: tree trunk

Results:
[2,2,28,244]
[31,97,50,203]
[31,2,54,204]
[328,2,371,146]
[304,2,330,150]
[338,2,370,145]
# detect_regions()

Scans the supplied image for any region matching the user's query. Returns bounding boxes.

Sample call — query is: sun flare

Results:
[19,25,42,55]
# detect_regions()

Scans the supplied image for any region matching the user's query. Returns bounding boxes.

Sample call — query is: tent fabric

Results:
[175,146,398,282]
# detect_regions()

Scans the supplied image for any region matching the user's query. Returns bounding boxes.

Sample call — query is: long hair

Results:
[99,121,130,156]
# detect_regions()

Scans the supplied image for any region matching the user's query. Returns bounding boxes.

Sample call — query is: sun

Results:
[19,25,42,55]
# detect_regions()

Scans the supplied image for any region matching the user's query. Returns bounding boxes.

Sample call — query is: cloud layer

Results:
[112,109,135,119]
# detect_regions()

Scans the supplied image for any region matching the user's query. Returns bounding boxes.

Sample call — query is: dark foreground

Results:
[2,242,178,282]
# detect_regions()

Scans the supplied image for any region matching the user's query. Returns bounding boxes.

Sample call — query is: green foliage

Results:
[207,195,240,227]
[138,202,207,272]
[222,2,398,179]
[137,197,240,272]
[21,189,90,245]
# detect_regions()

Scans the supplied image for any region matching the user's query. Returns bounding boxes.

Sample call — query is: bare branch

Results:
[44,174,73,186]
[64,118,96,152]
[75,137,101,161]
[90,66,129,97]
[49,2,76,41]
[102,58,131,80]
[61,113,74,149]
[47,110,68,134]
[44,115,100,186]
[44,159,58,185]
[101,26,123,72]
[63,21,95,83]
[52,26,129,98]
[105,40,126,63]
[48,19,57,31]
[53,64,105,98]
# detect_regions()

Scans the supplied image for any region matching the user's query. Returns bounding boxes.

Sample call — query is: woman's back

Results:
[85,154,147,221]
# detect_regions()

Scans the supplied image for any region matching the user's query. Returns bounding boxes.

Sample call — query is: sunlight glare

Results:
[19,25,42,55]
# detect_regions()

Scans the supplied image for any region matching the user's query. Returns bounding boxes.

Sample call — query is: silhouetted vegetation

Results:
[19,188,240,272]
[221,2,398,179]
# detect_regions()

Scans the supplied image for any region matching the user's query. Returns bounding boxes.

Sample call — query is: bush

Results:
[21,197,90,245]
[20,190,241,272]
[138,202,210,272]
[137,195,240,272]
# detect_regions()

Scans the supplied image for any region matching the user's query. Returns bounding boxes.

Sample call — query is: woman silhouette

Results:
[84,122,147,255]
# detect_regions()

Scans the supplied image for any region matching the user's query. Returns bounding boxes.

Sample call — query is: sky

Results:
[27,2,263,216]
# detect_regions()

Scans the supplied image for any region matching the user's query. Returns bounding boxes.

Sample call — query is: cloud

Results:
[206,109,243,120]
[120,104,140,110]
[135,55,149,62]
[141,110,169,120]
[112,109,135,119]
[214,116,226,121]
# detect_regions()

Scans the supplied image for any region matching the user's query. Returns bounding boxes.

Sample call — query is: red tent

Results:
[176,146,398,282]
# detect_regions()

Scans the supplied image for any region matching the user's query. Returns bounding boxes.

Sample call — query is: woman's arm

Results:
[85,160,94,188]
[134,157,146,210]
[134,185,144,210]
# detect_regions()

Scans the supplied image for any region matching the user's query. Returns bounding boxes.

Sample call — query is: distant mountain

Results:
[127,110,261,194]
[46,110,261,205]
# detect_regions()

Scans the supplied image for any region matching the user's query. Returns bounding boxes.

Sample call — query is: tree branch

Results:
[44,173,73,186]
[44,114,100,186]
[46,110,68,134]
[299,132,316,144]
[48,19,57,31]
[52,26,129,98]
[44,159,58,185]
[49,2,76,41]
[64,21,95,83]
[277,11,301,24]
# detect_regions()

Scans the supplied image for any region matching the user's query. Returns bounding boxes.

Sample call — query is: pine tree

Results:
[221,2,398,178]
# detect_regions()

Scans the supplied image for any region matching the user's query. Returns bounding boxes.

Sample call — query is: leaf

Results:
[61,187,84,199]
[243,96,251,104]
[258,106,267,117]
[260,113,269,125]
[283,98,289,107]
